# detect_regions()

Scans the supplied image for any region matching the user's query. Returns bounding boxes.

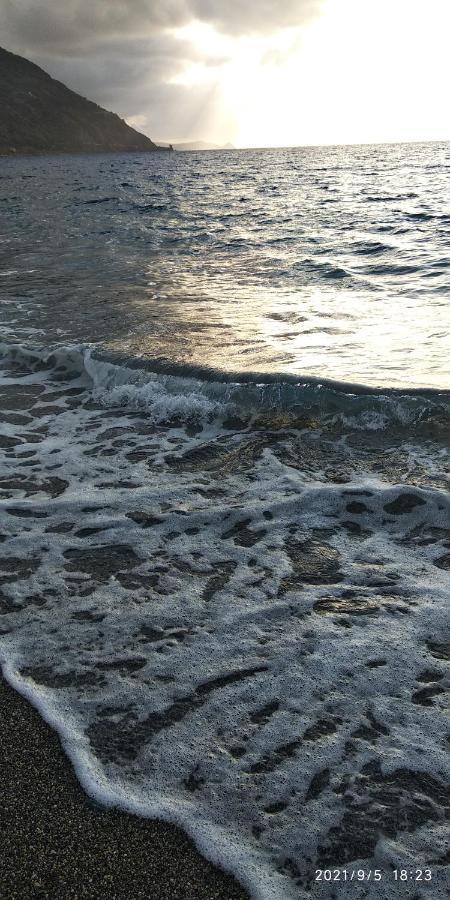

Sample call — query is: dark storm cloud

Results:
[1,0,321,48]
[0,0,323,140]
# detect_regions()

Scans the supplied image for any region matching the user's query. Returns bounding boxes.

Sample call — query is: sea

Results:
[0,142,449,899]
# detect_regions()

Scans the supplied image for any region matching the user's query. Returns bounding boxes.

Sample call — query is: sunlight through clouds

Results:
[169,0,450,146]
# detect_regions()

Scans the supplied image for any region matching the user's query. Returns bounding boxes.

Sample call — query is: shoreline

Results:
[0,674,249,899]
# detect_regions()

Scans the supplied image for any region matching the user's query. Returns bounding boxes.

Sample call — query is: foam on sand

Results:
[0,342,449,899]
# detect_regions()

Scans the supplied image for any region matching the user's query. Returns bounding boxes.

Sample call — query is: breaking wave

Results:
[2,340,449,432]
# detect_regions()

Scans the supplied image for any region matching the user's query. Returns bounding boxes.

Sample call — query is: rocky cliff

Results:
[0,47,160,156]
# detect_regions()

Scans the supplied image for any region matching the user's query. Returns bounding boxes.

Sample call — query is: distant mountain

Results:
[0,46,163,156]
[159,140,235,152]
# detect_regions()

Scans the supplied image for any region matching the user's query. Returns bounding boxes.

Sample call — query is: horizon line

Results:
[155,137,450,151]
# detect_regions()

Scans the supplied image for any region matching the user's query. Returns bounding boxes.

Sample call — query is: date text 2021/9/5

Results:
[315,869,433,882]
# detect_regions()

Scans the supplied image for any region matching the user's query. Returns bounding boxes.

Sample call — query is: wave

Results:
[1,340,449,433]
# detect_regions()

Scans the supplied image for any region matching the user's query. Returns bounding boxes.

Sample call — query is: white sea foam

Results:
[0,343,449,899]
[84,352,223,423]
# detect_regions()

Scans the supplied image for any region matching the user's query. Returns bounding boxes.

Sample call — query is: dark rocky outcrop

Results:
[0,46,162,156]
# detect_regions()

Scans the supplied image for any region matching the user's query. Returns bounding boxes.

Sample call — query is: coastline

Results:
[0,675,249,899]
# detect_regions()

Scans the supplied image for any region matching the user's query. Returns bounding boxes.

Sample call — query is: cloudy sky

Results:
[2,0,449,147]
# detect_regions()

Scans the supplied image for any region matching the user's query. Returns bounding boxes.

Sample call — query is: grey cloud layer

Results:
[2,0,321,47]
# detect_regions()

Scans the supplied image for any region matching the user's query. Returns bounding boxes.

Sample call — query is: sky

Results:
[1,0,449,147]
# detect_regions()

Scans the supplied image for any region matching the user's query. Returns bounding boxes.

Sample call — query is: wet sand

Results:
[0,675,249,899]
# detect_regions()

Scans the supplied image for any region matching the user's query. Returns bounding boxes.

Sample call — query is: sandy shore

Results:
[0,675,249,899]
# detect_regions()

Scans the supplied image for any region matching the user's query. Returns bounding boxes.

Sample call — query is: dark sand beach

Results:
[0,676,249,899]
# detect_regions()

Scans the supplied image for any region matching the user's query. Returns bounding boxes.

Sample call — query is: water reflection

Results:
[0,141,449,388]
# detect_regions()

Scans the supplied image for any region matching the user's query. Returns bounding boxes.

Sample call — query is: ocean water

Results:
[0,143,449,899]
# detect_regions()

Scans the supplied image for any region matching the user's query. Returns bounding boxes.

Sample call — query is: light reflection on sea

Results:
[0,141,449,387]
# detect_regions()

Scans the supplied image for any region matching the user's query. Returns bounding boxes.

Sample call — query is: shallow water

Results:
[0,144,449,899]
